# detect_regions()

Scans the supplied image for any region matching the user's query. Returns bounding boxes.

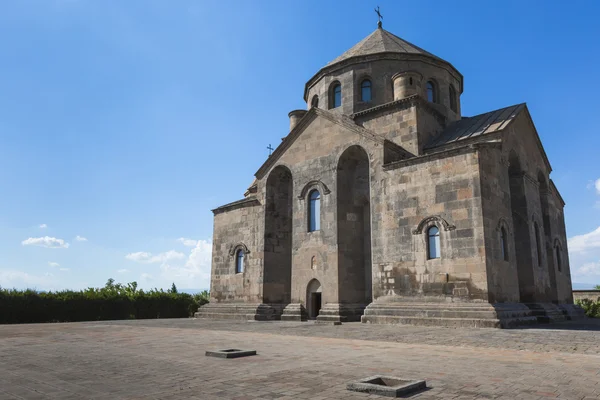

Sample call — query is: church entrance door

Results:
[311,293,322,318]
[306,279,322,319]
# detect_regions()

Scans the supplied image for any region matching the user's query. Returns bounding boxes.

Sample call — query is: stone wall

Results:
[210,201,263,303]
[258,112,384,309]
[572,290,600,302]
[501,111,572,303]
[477,144,521,303]
[373,146,487,301]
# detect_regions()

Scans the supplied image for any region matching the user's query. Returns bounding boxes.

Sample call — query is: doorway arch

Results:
[306,279,322,319]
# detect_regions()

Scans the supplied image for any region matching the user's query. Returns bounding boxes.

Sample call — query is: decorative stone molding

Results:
[496,218,511,233]
[412,215,455,235]
[228,242,250,257]
[298,180,331,199]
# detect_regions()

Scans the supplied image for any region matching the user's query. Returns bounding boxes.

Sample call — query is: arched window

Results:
[534,222,542,267]
[308,190,321,232]
[555,246,562,272]
[235,249,244,273]
[449,84,457,112]
[330,83,342,108]
[311,95,319,108]
[426,81,436,103]
[427,226,440,259]
[500,227,509,261]
[360,79,372,102]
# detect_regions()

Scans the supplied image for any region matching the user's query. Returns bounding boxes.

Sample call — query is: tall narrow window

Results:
[500,227,509,261]
[555,246,562,272]
[308,190,321,232]
[426,81,436,103]
[449,84,457,112]
[360,79,372,102]
[534,222,542,267]
[311,95,319,108]
[331,83,342,108]
[235,249,244,273]
[427,226,441,259]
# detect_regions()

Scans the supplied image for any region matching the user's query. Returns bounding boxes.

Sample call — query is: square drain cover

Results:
[347,375,426,397]
[205,349,257,359]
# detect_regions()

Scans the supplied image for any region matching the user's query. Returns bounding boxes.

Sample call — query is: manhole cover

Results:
[347,375,426,397]
[205,349,257,359]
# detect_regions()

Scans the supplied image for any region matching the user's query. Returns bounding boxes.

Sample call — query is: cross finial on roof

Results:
[267,144,274,157]
[374,6,383,28]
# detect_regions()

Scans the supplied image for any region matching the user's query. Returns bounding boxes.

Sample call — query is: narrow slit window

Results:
[235,249,244,274]
[311,95,319,108]
[428,226,441,259]
[426,81,436,103]
[360,79,372,102]
[500,227,509,261]
[332,84,341,108]
[555,246,562,272]
[308,190,321,232]
[534,223,542,267]
[449,84,457,112]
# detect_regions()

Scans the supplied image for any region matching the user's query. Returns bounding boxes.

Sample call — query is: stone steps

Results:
[194,303,284,321]
[361,302,538,328]
[525,303,568,323]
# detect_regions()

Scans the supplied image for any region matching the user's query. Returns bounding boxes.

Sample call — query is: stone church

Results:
[197,24,583,328]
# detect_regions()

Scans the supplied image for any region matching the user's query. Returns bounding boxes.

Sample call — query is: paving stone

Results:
[0,319,598,399]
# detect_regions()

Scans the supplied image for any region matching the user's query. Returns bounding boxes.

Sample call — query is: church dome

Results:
[303,26,463,119]
[324,27,448,68]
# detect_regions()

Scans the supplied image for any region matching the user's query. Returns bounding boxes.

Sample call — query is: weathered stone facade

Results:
[197,26,583,327]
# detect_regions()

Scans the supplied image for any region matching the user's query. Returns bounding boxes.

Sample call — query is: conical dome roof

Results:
[325,27,446,67]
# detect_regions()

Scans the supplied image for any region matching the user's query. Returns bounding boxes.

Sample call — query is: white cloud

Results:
[22,236,69,249]
[48,262,60,268]
[125,250,185,264]
[569,226,600,285]
[574,261,600,279]
[59,268,70,272]
[117,269,129,274]
[568,227,600,254]
[595,178,600,195]
[177,238,198,247]
[39,224,47,229]
[75,235,88,242]
[160,239,212,289]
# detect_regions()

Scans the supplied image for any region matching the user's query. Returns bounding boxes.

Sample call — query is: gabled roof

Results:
[426,103,525,149]
[326,27,446,67]
[254,107,407,180]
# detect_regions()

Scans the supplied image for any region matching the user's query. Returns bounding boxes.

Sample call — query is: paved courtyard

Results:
[1,318,599,399]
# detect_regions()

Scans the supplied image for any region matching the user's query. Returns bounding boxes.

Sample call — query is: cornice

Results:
[351,94,446,126]
[383,141,497,171]
[212,197,260,215]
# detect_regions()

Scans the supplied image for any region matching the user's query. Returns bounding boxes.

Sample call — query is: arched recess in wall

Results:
[508,150,536,302]
[337,145,372,305]
[553,239,563,273]
[496,218,510,261]
[263,165,293,304]
[537,171,558,300]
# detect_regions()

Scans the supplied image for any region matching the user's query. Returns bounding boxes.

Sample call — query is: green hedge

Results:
[575,298,600,318]
[0,279,210,324]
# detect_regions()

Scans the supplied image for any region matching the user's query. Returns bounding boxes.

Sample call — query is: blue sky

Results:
[1,1,599,291]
